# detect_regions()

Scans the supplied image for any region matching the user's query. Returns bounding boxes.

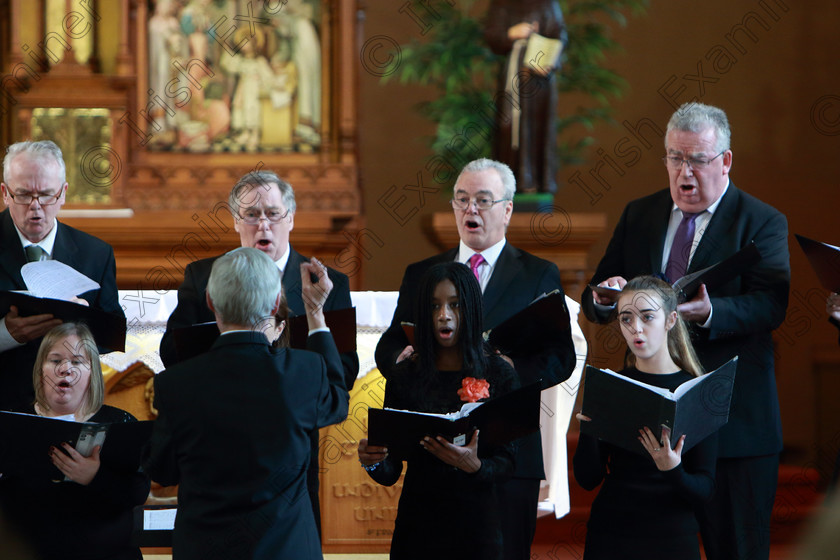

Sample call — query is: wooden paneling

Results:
[60,210,366,290]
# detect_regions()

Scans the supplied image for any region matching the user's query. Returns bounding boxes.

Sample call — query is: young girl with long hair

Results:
[358,261,519,560]
[574,275,716,560]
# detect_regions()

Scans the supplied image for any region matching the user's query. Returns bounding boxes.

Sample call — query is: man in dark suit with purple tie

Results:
[582,103,790,560]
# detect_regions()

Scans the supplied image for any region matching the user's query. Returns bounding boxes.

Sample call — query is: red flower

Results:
[458,377,490,403]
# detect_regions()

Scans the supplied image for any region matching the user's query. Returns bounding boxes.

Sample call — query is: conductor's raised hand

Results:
[358,438,389,466]
[5,306,62,343]
[421,430,481,473]
[301,258,333,329]
[638,426,683,471]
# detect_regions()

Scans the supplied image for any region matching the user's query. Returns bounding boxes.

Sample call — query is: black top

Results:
[367,355,519,560]
[573,368,717,559]
[0,405,150,560]
[144,331,348,560]
[375,244,577,480]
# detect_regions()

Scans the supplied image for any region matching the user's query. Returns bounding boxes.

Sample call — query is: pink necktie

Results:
[468,253,485,284]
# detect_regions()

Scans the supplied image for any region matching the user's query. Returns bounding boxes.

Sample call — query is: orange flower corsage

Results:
[458,377,490,403]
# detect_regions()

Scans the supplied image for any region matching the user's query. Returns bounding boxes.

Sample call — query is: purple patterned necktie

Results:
[468,253,485,284]
[665,212,699,282]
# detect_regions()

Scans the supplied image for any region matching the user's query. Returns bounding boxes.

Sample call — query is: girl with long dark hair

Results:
[358,261,519,559]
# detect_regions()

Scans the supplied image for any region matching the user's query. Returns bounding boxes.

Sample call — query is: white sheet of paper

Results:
[21,261,99,301]
[144,508,177,530]
[384,400,484,421]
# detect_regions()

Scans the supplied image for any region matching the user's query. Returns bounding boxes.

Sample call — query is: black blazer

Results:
[581,185,790,457]
[0,209,123,410]
[145,330,348,560]
[375,242,577,478]
[158,247,359,390]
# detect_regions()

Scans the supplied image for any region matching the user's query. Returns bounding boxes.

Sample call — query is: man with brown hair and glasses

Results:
[0,140,123,411]
[158,170,358,535]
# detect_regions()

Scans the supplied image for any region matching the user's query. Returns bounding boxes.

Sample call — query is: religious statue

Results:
[484,0,567,194]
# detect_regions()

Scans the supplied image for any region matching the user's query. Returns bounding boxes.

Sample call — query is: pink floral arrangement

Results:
[458,377,490,403]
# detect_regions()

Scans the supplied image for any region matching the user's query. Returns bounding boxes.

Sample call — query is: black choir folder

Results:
[579,358,737,455]
[367,381,541,456]
[0,291,127,352]
[485,290,570,355]
[402,292,569,356]
[0,411,153,481]
[588,242,762,305]
[795,234,840,292]
[172,306,357,362]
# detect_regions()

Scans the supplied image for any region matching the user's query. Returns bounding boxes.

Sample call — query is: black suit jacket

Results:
[145,331,348,560]
[581,185,790,457]
[158,247,359,389]
[375,242,577,478]
[0,209,123,410]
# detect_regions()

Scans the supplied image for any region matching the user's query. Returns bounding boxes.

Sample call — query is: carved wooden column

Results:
[115,0,134,76]
[4,0,26,70]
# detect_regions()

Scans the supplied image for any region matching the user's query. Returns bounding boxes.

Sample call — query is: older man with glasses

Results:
[582,102,790,560]
[375,158,576,559]
[0,140,124,411]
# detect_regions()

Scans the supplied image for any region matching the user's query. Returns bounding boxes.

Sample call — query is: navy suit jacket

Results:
[158,247,359,390]
[0,209,123,410]
[581,185,790,457]
[145,331,348,560]
[375,242,577,479]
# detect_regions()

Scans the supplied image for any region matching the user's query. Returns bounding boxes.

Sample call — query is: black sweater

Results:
[0,405,150,560]
[573,368,717,539]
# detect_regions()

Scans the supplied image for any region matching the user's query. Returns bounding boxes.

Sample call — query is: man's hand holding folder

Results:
[588,242,761,324]
[4,304,61,343]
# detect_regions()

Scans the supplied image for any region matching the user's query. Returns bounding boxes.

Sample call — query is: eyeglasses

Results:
[237,207,290,225]
[662,151,725,170]
[6,190,63,206]
[451,196,510,211]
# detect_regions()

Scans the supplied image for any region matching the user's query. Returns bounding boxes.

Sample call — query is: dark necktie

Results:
[25,245,47,263]
[665,212,699,282]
